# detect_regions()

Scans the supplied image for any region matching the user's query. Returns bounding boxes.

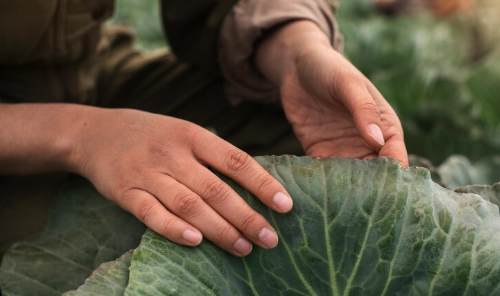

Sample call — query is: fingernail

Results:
[367,123,385,146]
[183,229,202,246]
[259,228,278,249]
[233,238,253,256]
[273,192,293,212]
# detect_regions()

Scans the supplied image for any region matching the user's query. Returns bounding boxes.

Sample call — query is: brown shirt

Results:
[219,0,343,104]
[0,0,114,65]
[0,0,340,103]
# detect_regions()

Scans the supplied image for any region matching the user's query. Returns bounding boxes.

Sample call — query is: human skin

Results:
[0,21,408,257]
[256,21,408,167]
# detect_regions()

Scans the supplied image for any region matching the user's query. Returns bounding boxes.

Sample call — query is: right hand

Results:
[71,108,293,257]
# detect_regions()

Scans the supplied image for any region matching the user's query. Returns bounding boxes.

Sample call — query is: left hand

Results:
[256,21,409,167]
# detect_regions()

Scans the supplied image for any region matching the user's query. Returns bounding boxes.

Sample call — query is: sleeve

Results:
[160,0,238,73]
[0,0,114,65]
[219,0,344,104]
[161,0,343,104]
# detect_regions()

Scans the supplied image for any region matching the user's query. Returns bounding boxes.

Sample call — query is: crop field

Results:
[1,0,499,295]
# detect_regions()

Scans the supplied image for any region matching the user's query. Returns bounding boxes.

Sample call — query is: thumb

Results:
[338,81,385,150]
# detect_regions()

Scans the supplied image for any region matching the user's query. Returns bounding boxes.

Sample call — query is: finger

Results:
[337,76,386,151]
[379,132,409,168]
[173,160,279,250]
[193,135,293,214]
[119,189,203,246]
[146,175,254,257]
[366,83,409,167]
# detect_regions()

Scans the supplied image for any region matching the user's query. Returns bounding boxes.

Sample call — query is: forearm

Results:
[255,20,331,86]
[0,103,98,175]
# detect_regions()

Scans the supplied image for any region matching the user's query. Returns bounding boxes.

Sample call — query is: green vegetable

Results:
[0,178,145,296]
[3,156,500,295]
[64,251,134,296]
[123,156,500,295]
[455,183,500,208]
[438,155,500,189]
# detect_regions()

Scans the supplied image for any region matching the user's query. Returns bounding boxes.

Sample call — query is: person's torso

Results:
[0,0,114,66]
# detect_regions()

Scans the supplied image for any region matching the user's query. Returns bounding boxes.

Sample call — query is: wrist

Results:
[65,105,111,176]
[255,20,331,86]
[38,104,104,175]
[0,103,103,175]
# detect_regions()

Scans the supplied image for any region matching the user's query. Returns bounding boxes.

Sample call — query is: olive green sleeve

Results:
[0,0,57,64]
[219,0,343,104]
[160,0,238,74]
[0,0,114,65]
[161,0,342,103]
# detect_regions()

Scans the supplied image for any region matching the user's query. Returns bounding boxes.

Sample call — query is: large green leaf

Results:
[438,155,500,189]
[0,176,146,296]
[124,156,500,295]
[456,183,500,209]
[64,250,133,296]
[125,229,240,295]
[408,154,446,187]
[409,154,500,190]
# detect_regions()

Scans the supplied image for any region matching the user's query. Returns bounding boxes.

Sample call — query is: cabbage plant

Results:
[1,156,500,295]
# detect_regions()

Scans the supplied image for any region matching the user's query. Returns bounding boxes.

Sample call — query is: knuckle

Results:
[159,218,174,236]
[354,101,380,119]
[225,149,252,173]
[189,128,206,148]
[176,120,198,135]
[137,199,158,223]
[202,179,231,205]
[214,223,232,242]
[255,173,276,193]
[239,212,260,232]
[149,145,175,162]
[172,192,202,218]
[330,72,365,101]
[111,175,139,201]
[360,101,379,113]
[339,72,364,89]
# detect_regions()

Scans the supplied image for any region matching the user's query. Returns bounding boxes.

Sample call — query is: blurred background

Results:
[111,0,500,166]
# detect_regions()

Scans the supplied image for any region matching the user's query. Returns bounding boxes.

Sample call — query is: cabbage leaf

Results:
[125,156,500,295]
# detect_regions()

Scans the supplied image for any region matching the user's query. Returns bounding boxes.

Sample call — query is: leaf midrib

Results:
[427,191,462,295]
[343,162,388,296]
[380,179,413,295]
[321,161,340,296]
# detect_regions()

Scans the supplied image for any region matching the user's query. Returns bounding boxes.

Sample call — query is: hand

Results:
[72,108,293,256]
[256,21,409,167]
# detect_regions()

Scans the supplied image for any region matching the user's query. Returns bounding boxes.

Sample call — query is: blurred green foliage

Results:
[337,0,500,164]
[110,0,500,165]
[110,0,165,50]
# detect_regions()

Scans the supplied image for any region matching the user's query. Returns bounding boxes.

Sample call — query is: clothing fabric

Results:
[0,0,114,65]
[0,27,304,261]
[0,0,340,259]
[219,0,343,104]
[0,0,340,104]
